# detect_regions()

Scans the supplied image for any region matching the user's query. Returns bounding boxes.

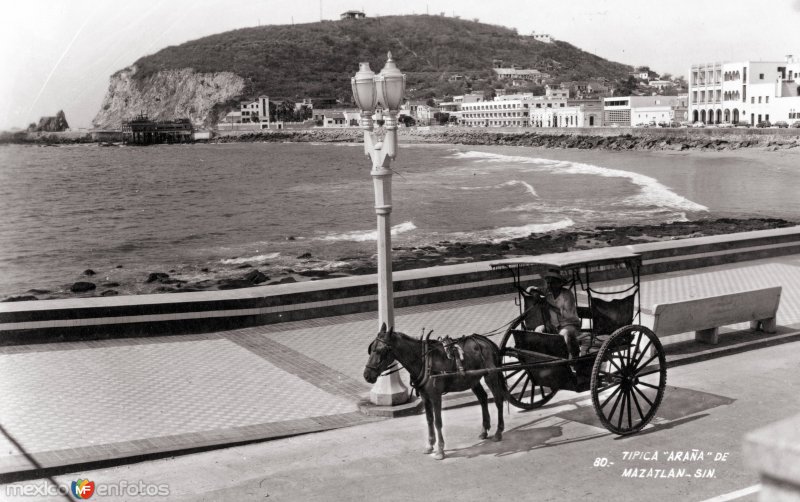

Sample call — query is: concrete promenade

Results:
[1,253,800,486]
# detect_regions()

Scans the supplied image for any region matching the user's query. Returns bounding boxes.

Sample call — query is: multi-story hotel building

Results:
[689,56,800,125]
[460,98,532,127]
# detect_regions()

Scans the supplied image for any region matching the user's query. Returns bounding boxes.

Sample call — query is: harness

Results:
[368,331,483,395]
[441,335,466,376]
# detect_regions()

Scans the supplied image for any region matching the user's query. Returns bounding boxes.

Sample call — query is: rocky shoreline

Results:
[215,127,800,151]
[2,218,795,302]
[4,126,800,151]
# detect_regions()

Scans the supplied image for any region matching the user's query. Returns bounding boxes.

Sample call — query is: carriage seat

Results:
[588,291,636,335]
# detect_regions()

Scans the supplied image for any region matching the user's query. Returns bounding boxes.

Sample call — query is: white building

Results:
[545,85,569,100]
[530,106,582,127]
[530,32,553,44]
[530,99,603,128]
[632,106,674,126]
[603,96,680,127]
[690,55,800,125]
[400,101,437,125]
[460,98,532,127]
[312,109,360,128]
[240,96,270,125]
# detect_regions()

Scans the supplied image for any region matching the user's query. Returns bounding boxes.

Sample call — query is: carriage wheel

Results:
[590,325,667,435]
[500,313,558,410]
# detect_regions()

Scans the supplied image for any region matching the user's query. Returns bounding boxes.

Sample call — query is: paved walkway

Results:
[2,254,800,478]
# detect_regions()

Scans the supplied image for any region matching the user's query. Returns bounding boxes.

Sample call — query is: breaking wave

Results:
[450,218,575,244]
[451,151,708,213]
[319,221,417,242]
[459,179,538,197]
[220,252,281,265]
[487,218,575,243]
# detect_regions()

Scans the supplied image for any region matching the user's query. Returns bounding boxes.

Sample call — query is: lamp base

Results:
[369,372,410,406]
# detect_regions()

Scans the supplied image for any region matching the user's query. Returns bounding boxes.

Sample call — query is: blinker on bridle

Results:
[367,335,392,355]
[366,335,403,376]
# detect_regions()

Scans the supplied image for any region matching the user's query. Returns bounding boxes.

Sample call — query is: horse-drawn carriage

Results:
[491,249,667,435]
[364,249,667,459]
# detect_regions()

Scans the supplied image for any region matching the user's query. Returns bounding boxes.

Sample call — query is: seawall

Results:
[4,126,799,150]
[2,226,800,344]
[215,126,800,151]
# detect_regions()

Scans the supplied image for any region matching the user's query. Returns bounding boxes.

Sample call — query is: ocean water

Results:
[0,142,798,297]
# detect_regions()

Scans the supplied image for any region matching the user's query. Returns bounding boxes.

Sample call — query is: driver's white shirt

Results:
[545,288,580,330]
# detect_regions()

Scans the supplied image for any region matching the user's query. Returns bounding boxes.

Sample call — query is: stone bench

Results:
[651,286,782,345]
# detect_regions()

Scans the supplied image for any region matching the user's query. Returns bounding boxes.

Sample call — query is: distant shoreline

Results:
[2,217,795,302]
[3,126,800,151]
[214,126,800,152]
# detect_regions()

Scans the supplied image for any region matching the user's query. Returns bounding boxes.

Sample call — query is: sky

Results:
[1,0,798,130]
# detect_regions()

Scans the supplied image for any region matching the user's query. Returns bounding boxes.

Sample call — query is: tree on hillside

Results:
[614,76,638,96]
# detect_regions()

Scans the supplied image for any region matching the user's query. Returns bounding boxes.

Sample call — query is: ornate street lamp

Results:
[351,52,409,406]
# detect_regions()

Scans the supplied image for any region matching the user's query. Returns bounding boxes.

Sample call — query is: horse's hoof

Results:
[491,432,503,442]
[434,451,445,460]
[478,431,488,440]
[423,446,434,454]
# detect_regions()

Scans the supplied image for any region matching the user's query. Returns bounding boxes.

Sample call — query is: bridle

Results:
[365,330,436,389]
[365,335,392,371]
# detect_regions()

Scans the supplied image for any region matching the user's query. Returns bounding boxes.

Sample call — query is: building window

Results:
[765,96,769,103]
[751,97,755,104]
[758,97,762,103]
[759,73,764,80]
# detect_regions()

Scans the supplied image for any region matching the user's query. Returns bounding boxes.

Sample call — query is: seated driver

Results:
[532,268,580,359]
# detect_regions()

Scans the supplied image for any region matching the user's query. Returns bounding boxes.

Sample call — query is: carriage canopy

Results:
[489,248,642,274]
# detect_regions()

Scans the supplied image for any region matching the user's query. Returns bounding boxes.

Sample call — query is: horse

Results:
[364,323,506,460]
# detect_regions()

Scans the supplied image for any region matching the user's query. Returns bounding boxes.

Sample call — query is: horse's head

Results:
[364,323,397,384]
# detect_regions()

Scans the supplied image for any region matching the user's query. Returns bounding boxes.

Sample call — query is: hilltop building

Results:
[560,80,612,99]
[530,32,553,44]
[689,55,800,125]
[340,10,365,20]
[493,66,549,85]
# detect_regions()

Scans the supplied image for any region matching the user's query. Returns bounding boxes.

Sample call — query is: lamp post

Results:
[352,52,410,406]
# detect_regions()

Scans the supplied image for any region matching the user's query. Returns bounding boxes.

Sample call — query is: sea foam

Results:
[220,252,281,265]
[450,218,575,244]
[319,221,417,242]
[451,151,708,213]
[487,218,575,243]
[460,179,538,197]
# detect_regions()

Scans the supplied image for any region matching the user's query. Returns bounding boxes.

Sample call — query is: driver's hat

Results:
[543,268,563,282]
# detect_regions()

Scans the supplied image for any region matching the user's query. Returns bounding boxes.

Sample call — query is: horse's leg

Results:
[472,384,490,440]
[431,393,446,460]
[487,375,505,442]
[423,396,435,454]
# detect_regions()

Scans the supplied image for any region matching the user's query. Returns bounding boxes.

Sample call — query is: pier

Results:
[121,114,194,145]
